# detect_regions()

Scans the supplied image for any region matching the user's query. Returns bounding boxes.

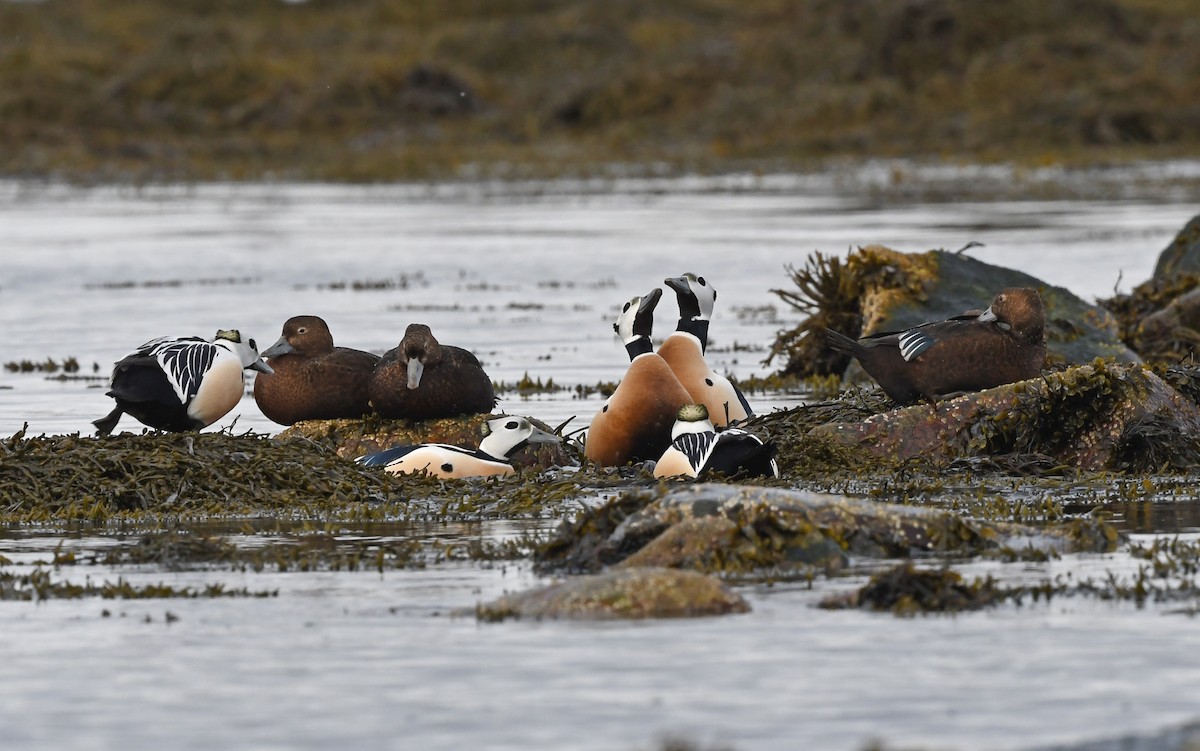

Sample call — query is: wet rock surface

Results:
[1152,214,1200,279]
[474,567,750,621]
[535,483,1120,577]
[809,360,1200,471]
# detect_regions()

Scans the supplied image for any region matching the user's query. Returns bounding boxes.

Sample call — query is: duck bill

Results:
[977,306,997,323]
[406,358,424,389]
[249,358,274,375]
[525,426,561,445]
[664,276,689,296]
[260,336,293,359]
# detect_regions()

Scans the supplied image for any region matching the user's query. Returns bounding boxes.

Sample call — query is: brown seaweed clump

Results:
[1100,272,1200,365]
[0,428,397,524]
[818,562,1013,615]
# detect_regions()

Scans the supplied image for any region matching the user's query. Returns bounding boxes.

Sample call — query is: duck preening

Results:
[826,287,1047,405]
[93,329,272,436]
[252,315,380,425]
[356,415,560,478]
[654,403,779,480]
[368,323,496,420]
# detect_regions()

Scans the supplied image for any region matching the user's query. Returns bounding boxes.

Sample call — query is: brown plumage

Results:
[826,287,1047,405]
[585,289,693,468]
[368,323,495,420]
[252,315,380,425]
[585,353,693,467]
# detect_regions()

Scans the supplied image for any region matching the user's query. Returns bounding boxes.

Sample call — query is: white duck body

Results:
[357,416,559,479]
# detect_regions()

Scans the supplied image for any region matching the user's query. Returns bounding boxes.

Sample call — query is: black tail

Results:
[705,434,778,480]
[93,406,123,437]
[825,329,864,358]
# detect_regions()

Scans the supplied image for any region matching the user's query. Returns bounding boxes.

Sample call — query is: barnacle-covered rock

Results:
[811,360,1200,471]
[767,246,1137,379]
[278,413,574,470]
[474,567,750,621]
[535,483,1120,577]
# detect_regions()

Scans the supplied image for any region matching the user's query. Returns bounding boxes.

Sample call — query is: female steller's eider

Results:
[584,288,692,468]
[93,329,272,436]
[368,323,496,420]
[825,287,1046,405]
[252,315,381,425]
[654,403,779,480]
[658,272,753,426]
[356,415,559,479]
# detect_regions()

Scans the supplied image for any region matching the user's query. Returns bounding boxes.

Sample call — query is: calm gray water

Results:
[2,168,1200,750]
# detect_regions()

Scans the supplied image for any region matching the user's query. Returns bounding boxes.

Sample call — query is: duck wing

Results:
[859,313,986,362]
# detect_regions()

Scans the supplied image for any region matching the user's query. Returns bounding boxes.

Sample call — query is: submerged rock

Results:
[536,483,1120,577]
[278,413,574,470]
[767,246,1137,381]
[811,360,1200,471]
[475,567,750,621]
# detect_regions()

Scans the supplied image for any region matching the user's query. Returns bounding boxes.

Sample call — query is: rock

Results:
[474,567,750,621]
[811,360,1200,471]
[1153,214,1200,279]
[767,246,1138,379]
[277,413,574,471]
[535,483,1121,577]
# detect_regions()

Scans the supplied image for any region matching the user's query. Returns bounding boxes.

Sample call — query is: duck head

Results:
[479,416,560,460]
[399,323,443,389]
[978,288,1045,344]
[215,329,273,374]
[665,272,716,321]
[613,288,661,359]
[261,315,336,359]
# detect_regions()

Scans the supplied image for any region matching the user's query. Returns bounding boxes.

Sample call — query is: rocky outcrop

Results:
[535,483,1121,577]
[1153,214,1200,279]
[767,246,1138,380]
[810,360,1200,471]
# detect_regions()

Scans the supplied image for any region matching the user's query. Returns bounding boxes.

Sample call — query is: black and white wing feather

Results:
[129,336,215,405]
[671,431,719,473]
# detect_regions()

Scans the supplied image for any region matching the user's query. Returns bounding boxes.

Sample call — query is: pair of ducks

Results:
[253,317,495,425]
[585,273,778,480]
[93,318,494,437]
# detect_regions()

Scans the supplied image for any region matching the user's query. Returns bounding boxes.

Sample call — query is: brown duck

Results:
[368,323,496,420]
[252,315,380,425]
[826,287,1046,405]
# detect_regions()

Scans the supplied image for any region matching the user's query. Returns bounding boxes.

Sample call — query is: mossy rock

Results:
[768,246,1137,379]
[1153,215,1200,279]
[811,360,1200,471]
[535,483,1121,577]
[474,567,750,621]
[277,412,575,471]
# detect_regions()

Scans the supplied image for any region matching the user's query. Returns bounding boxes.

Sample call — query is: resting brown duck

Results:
[826,287,1047,405]
[252,315,380,425]
[368,323,496,420]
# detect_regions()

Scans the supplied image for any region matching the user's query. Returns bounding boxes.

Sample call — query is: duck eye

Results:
[297,327,307,335]
[249,339,257,349]
[697,276,707,286]
[505,420,519,430]
[622,302,631,313]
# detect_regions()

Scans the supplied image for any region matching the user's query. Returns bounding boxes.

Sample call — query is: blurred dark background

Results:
[2,0,1198,182]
